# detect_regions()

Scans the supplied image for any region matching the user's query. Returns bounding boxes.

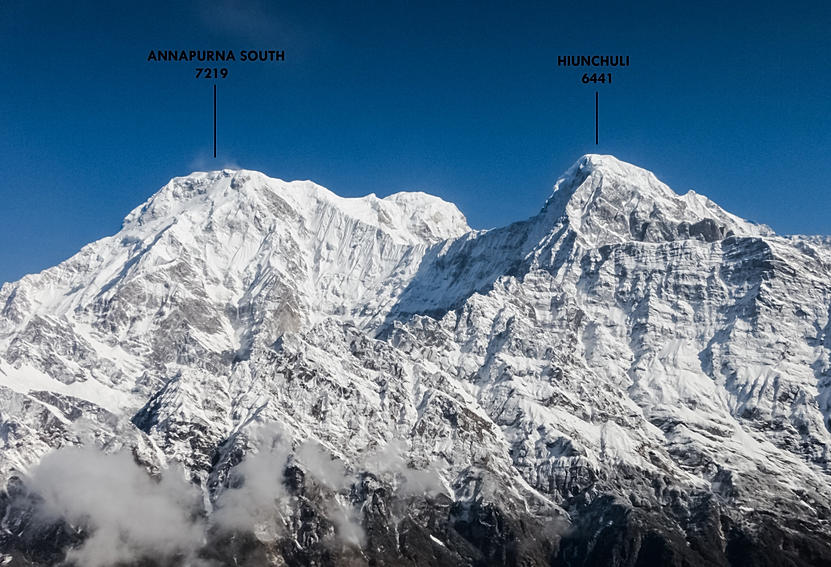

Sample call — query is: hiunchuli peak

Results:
[537,154,770,246]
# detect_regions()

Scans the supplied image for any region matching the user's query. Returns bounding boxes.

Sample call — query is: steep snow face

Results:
[122,169,469,245]
[382,155,831,487]
[0,170,468,477]
[539,154,771,246]
[1,170,468,325]
[1,155,831,565]
[381,155,776,320]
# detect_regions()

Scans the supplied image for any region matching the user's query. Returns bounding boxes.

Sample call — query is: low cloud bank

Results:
[21,434,444,563]
[27,447,203,567]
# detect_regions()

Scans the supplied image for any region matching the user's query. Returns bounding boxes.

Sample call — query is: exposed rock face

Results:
[1,155,830,566]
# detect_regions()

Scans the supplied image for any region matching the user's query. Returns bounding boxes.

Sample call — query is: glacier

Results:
[0,154,830,566]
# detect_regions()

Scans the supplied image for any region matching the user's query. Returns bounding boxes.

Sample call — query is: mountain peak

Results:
[539,154,770,246]
[576,152,634,169]
[122,169,470,245]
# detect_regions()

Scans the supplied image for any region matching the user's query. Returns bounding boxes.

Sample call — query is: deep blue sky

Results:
[1,0,829,284]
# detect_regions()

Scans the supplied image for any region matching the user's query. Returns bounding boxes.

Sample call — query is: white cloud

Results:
[364,438,445,496]
[188,151,242,173]
[25,428,378,560]
[296,440,352,491]
[212,431,291,542]
[326,499,365,548]
[27,447,204,567]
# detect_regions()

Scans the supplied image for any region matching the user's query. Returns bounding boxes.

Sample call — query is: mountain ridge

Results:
[1,154,830,566]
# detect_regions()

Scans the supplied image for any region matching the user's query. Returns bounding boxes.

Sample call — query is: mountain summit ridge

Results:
[538,154,772,247]
[1,155,830,566]
[122,168,471,245]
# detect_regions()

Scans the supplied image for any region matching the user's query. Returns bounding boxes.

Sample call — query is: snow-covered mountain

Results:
[1,155,830,566]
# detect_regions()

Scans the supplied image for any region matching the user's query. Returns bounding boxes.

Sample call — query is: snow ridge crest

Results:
[121,169,470,246]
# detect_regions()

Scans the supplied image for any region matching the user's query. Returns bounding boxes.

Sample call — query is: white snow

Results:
[0,155,830,536]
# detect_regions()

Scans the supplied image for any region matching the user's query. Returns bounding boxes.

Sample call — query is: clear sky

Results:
[1,0,829,284]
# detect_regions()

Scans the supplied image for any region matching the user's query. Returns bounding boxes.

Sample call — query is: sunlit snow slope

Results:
[1,155,831,566]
